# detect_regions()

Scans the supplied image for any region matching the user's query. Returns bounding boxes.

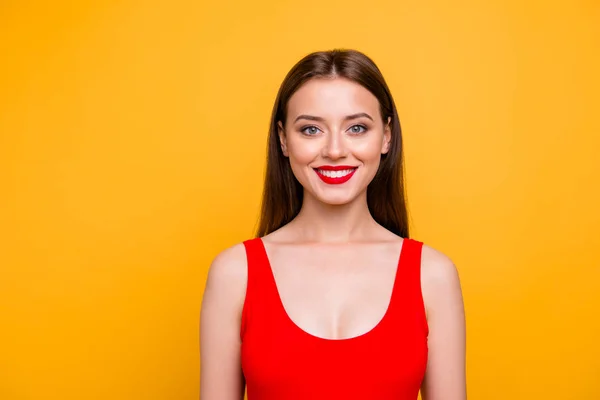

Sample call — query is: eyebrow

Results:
[293,112,374,123]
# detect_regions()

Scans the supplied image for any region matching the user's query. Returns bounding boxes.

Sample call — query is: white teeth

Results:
[317,168,355,178]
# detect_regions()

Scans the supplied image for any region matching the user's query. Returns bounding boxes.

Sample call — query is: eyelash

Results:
[300,124,368,136]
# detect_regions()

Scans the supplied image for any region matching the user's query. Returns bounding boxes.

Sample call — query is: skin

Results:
[200,77,466,399]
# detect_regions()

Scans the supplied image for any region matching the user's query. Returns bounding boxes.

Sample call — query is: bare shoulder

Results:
[420,244,460,284]
[419,243,464,314]
[207,243,248,283]
[202,242,248,309]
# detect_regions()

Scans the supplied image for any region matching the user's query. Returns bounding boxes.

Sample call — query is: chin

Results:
[313,190,360,206]
[320,198,353,206]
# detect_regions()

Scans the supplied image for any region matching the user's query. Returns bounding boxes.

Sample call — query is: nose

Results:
[322,131,348,160]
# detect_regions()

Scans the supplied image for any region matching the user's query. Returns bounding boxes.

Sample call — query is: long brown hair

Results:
[255,49,409,238]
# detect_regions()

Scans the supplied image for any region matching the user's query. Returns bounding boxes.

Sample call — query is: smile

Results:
[314,166,358,184]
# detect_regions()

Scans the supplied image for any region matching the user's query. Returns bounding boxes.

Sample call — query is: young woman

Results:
[200,49,466,400]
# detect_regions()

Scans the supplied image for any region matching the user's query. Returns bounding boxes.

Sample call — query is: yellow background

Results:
[1,0,599,399]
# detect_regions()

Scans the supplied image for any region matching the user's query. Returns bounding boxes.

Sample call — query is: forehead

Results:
[286,78,380,120]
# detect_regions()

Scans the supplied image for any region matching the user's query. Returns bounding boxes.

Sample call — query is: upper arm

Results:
[420,245,467,400]
[200,243,248,400]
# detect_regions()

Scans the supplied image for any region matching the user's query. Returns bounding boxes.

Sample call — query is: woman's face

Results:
[279,77,391,206]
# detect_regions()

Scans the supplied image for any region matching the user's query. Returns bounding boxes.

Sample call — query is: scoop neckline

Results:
[257,237,407,343]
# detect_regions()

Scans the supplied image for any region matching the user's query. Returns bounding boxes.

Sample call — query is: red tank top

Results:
[240,237,429,399]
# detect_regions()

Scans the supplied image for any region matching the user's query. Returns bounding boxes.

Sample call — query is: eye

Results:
[301,126,321,135]
[348,124,367,134]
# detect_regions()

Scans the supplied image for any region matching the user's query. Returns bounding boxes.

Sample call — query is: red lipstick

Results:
[313,165,358,185]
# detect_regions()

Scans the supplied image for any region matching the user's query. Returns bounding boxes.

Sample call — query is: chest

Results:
[266,244,402,340]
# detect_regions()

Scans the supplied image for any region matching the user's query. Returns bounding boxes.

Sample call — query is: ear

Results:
[277,121,289,157]
[381,116,392,154]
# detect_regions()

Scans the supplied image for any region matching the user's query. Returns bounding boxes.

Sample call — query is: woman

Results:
[200,49,466,399]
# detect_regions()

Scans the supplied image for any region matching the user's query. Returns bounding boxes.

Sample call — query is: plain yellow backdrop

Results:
[1,0,599,399]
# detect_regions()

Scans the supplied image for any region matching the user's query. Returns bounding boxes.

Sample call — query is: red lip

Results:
[315,165,357,171]
[313,166,358,185]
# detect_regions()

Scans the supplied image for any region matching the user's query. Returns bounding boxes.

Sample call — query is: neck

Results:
[289,191,378,243]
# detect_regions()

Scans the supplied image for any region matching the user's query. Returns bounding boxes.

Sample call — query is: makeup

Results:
[313,165,358,185]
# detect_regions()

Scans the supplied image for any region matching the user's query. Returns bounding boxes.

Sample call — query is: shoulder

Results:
[418,242,464,314]
[420,243,460,285]
[207,242,248,282]
[202,242,249,309]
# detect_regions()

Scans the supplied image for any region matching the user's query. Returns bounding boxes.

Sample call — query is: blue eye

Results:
[349,125,367,134]
[301,126,321,135]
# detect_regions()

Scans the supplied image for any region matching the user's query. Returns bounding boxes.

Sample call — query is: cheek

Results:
[287,139,320,165]
[353,138,385,161]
